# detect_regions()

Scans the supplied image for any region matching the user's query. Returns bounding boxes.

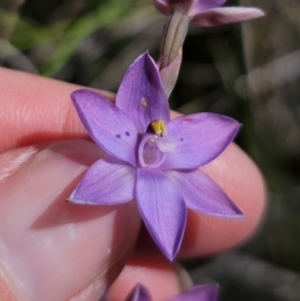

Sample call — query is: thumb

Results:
[0,140,141,301]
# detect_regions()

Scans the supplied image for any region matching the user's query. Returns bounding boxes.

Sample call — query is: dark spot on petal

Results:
[180,138,184,141]
[125,131,130,136]
[116,134,121,138]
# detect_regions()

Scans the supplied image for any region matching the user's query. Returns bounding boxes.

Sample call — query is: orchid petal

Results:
[125,284,152,301]
[116,53,170,133]
[152,0,171,15]
[136,168,186,260]
[166,169,244,217]
[170,284,219,301]
[160,113,240,170]
[191,7,265,27]
[188,0,227,16]
[71,89,138,166]
[69,158,136,205]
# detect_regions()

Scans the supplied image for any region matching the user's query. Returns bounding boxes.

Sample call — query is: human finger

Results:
[0,140,141,301]
[0,67,102,152]
[181,142,266,257]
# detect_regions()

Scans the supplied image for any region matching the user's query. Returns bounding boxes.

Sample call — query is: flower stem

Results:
[160,6,189,69]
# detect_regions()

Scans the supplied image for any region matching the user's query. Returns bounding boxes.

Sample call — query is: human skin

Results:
[0,67,266,301]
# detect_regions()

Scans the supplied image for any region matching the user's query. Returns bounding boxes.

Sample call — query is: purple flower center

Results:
[138,133,166,168]
[138,120,178,168]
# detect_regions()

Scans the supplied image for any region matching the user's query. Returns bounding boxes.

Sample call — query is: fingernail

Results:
[172,261,193,290]
[0,146,38,184]
[0,140,140,301]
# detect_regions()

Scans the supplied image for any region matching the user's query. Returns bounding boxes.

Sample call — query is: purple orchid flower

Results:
[125,283,219,301]
[152,0,264,26]
[68,52,243,260]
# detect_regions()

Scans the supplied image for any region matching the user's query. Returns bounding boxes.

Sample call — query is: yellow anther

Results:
[150,120,167,136]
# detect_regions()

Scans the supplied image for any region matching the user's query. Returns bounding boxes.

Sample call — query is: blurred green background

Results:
[1,0,300,300]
